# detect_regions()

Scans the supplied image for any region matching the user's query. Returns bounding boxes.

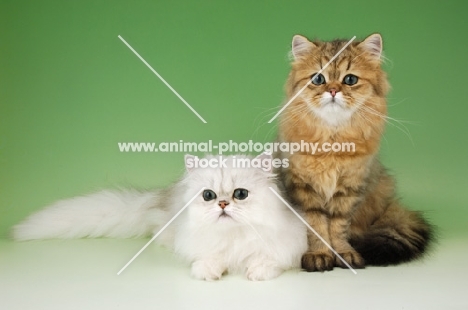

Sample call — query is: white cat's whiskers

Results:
[202,208,225,222]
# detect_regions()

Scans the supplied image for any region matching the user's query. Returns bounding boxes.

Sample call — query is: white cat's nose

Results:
[218,200,230,209]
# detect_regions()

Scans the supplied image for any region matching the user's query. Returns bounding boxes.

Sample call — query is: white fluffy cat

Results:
[13,153,307,281]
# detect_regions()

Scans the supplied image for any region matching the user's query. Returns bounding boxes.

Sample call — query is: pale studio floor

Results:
[0,237,466,310]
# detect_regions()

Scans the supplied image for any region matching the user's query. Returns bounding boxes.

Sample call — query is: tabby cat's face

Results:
[285,34,389,127]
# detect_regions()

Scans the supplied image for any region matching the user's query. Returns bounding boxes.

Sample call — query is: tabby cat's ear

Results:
[359,33,383,61]
[184,154,198,172]
[291,35,317,60]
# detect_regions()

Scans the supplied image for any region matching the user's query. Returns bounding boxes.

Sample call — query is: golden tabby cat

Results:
[277,33,433,271]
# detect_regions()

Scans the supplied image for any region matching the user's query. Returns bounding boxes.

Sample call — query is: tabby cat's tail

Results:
[350,201,434,266]
[12,189,164,241]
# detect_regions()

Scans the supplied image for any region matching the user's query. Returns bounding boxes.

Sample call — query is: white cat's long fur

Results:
[12,154,307,280]
[12,189,166,241]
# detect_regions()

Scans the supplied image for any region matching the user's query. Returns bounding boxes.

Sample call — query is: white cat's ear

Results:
[255,152,273,173]
[291,35,316,60]
[184,154,198,172]
[359,33,383,61]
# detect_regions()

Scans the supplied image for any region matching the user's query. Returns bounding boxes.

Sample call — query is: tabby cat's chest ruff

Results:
[286,153,372,202]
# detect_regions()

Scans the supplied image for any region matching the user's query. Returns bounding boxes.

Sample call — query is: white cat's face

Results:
[181,155,278,228]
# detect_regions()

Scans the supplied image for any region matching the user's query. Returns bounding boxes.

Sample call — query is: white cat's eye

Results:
[203,189,217,201]
[343,74,358,85]
[311,73,326,85]
[233,188,248,200]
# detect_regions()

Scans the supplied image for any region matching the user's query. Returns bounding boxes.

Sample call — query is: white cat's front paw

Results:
[191,260,225,281]
[246,263,284,281]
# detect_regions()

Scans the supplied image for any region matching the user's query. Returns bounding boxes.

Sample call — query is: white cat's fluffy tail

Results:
[12,189,165,241]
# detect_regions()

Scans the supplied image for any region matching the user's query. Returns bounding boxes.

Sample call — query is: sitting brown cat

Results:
[277,33,434,271]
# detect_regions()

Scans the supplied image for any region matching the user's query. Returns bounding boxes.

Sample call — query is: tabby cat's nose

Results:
[330,88,338,97]
[218,200,229,209]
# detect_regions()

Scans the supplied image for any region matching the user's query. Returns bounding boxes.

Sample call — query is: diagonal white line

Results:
[117,187,206,275]
[268,36,356,123]
[118,35,207,124]
[268,187,357,275]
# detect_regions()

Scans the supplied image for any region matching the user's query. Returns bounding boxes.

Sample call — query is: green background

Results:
[1,0,467,239]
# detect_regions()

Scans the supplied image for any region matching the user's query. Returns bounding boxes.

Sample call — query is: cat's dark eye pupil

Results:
[343,74,358,85]
[203,190,217,201]
[233,188,248,200]
[311,73,325,85]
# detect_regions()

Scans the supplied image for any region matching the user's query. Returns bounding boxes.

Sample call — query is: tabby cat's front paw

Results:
[301,252,334,272]
[335,250,365,269]
[191,260,226,281]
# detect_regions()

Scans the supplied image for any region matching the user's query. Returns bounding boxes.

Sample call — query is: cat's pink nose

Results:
[330,88,337,97]
[218,200,229,209]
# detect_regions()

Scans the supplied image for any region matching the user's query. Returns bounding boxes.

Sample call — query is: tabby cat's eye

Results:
[311,73,326,85]
[343,74,358,85]
[233,188,249,200]
[203,189,217,201]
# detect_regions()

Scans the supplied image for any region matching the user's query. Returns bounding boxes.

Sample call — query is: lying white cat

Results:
[13,153,307,281]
